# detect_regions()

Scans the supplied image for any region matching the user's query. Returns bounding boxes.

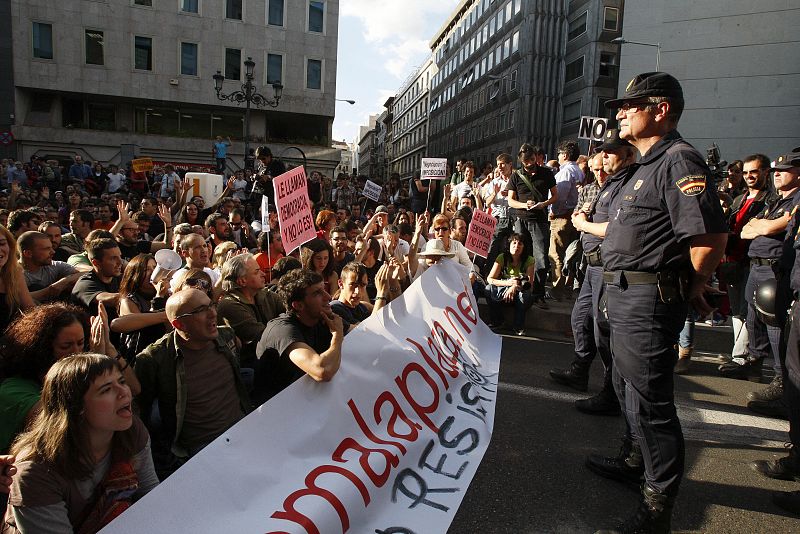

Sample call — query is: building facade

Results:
[427,0,566,167]
[390,58,437,181]
[7,0,342,173]
[616,0,799,160]
[331,139,352,176]
[357,114,377,178]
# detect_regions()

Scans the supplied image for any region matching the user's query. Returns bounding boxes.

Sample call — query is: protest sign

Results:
[363,179,382,202]
[465,209,497,258]
[184,172,224,204]
[273,166,316,253]
[131,157,154,173]
[578,116,609,142]
[103,261,502,534]
[421,158,448,180]
[261,194,270,233]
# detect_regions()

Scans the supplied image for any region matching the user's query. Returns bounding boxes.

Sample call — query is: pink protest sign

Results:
[465,209,497,258]
[273,167,316,253]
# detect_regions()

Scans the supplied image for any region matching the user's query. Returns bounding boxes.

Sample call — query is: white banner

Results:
[421,158,448,180]
[261,194,270,233]
[104,261,502,534]
[363,179,382,202]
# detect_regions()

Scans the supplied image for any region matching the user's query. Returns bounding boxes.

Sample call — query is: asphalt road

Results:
[448,333,799,533]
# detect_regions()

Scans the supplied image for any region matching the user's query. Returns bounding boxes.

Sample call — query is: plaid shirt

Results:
[575,180,601,214]
[333,185,359,210]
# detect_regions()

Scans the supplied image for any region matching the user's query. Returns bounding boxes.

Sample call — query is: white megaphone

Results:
[151,249,183,283]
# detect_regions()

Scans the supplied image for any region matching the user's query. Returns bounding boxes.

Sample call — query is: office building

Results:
[391,58,437,181]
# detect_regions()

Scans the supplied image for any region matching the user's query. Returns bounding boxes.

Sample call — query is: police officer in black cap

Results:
[549,129,637,415]
[721,150,800,412]
[750,150,800,513]
[589,72,728,533]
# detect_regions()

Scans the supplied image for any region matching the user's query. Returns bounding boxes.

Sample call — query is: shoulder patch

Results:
[675,175,706,196]
[633,179,643,191]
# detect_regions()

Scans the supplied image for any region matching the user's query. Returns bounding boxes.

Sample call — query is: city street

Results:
[450,332,799,533]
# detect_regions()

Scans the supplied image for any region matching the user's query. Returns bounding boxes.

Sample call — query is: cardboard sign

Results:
[273,167,316,253]
[261,194,270,233]
[465,209,497,258]
[421,158,448,180]
[578,116,609,142]
[362,179,382,202]
[102,261,501,534]
[131,158,154,173]
[184,172,224,205]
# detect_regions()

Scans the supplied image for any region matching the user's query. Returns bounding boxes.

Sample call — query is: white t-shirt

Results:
[107,172,125,193]
[232,178,249,200]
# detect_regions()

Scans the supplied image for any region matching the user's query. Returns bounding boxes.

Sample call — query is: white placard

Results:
[421,158,448,180]
[261,195,270,233]
[363,179,382,202]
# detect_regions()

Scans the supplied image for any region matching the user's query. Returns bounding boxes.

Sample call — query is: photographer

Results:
[251,146,286,205]
[485,233,535,336]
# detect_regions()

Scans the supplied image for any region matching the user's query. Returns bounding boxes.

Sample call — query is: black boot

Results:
[586,438,644,488]
[746,375,783,402]
[772,490,800,515]
[549,359,590,392]
[751,445,800,481]
[575,382,621,416]
[718,355,763,381]
[595,484,673,534]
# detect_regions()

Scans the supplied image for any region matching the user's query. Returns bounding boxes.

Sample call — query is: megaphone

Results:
[151,249,183,283]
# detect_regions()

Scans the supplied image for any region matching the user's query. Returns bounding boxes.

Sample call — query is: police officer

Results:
[590,72,728,533]
[720,150,800,413]
[549,130,636,415]
[750,150,800,513]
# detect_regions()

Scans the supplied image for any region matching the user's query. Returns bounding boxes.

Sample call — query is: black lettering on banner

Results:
[418,439,468,480]
[438,415,479,455]
[391,468,458,512]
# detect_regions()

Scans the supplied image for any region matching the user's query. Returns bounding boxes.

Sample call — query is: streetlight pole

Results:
[611,38,661,71]
[336,99,356,105]
[213,57,283,167]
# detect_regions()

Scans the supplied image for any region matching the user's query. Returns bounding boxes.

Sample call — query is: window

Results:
[88,103,116,131]
[509,107,515,129]
[599,52,616,77]
[604,7,620,31]
[309,1,324,32]
[563,100,581,123]
[515,0,521,15]
[307,58,322,89]
[510,69,518,91]
[181,42,198,76]
[85,29,103,65]
[268,0,284,26]
[32,22,53,59]
[181,0,199,13]
[499,112,507,131]
[134,0,152,5]
[503,38,510,60]
[226,0,242,20]
[565,56,584,83]
[512,31,519,53]
[267,53,282,84]
[505,2,512,23]
[134,36,152,70]
[568,12,587,41]
[225,48,241,79]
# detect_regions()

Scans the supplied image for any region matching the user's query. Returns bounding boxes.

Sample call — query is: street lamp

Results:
[213,56,283,165]
[336,99,356,105]
[611,38,661,71]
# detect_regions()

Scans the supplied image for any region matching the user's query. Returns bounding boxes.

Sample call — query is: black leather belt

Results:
[751,258,776,266]
[603,271,659,284]
[585,250,602,267]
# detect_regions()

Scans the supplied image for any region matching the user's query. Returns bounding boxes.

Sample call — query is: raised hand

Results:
[157,203,172,227]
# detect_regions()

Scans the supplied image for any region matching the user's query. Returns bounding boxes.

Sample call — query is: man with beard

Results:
[71,238,123,317]
[329,226,354,275]
[204,212,233,249]
[18,231,82,301]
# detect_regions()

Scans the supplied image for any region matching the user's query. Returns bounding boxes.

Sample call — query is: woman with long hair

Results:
[0,225,34,332]
[485,233,535,335]
[175,201,200,227]
[300,238,338,296]
[4,353,158,533]
[111,255,170,362]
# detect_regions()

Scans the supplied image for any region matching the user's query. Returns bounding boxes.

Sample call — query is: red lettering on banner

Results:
[395,362,441,434]
[348,399,408,455]
[433,322,463,367]
[332,437,399,487]
[457,290,478,325]
[270,464,370,534]
[375,391,423,443]
[405,337,453,388]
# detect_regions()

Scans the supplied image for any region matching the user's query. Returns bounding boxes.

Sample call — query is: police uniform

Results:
[601,128,727,500]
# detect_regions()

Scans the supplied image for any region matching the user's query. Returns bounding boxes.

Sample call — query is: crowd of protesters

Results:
[0,127,799,532]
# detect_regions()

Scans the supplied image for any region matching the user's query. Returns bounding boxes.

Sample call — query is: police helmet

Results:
[754,278,778,327]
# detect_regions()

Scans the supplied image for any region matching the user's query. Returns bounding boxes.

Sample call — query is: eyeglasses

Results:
[434,226,450,233]
[619,101,654,113]
[174,301,216,320]
[184,278,211,289]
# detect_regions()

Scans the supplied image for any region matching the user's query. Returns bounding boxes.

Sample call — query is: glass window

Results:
[309,1,324,32]
[565,56,584,83]
[515,0,521,15]
[181,42,198,76]
[225,48,241,79]
[599,52,616,77]
[307,59,322,89]
[268,0,284,26]
[181,0,199,13]
[134,36,152,70]
[563,100,581,123]
[495,45,502,64]
[267,53,282,84]
[509,107,515,128]
[510,69,518,91]
[604,7,620,31]
[226,0,242,20]
[512,31,519,53]
[134,0,152,5]
[489,16,496,37]
[88,103,115,131]
[32,22,53,60]
[85,29,103,65]
[568,12,587,41]
[505,2,512,22]
[503,38,510,60]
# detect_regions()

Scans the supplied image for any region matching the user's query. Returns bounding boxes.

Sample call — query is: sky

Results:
[331,0,461,144]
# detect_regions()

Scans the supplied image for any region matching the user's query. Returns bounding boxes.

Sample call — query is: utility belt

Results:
[750,257,777,267]
[603,270,688,305]
[585,249,602,267]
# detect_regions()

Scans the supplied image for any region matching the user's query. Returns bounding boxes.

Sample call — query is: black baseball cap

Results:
[605,72,684,109]
[772,152,800,171]
[595,128,633,152]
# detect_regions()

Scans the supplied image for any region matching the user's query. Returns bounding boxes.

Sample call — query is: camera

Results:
[705,143,728,187]
[514,275,532,291]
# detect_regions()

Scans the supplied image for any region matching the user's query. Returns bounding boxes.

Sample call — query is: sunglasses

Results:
[433,226,450,233]
[174,302,217,321]
[619,101,653,113]
[184,278,211,289]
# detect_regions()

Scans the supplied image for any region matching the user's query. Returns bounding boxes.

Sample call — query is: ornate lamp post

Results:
[213,56,283,163]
